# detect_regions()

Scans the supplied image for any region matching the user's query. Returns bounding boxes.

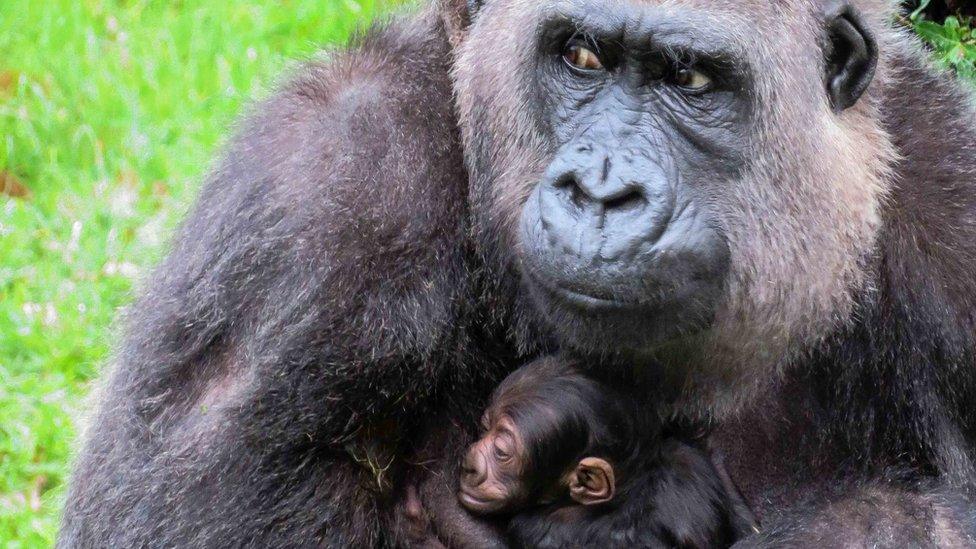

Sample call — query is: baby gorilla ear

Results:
[568,457,615,506]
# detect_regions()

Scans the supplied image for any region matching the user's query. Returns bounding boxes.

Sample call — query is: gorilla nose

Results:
[460,448,487,487]
[538,149,673,260]
[555,172,647,219]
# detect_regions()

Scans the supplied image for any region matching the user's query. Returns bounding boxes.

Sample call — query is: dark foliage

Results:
[907,0,976,19]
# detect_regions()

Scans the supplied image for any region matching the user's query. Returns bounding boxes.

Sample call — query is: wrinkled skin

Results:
[518,7,744,350]
[459,414,528,514]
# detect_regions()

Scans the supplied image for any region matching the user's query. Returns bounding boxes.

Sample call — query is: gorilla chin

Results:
[518,180,731,353]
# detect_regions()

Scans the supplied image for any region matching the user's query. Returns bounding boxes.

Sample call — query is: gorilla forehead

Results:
[534,0,753,49]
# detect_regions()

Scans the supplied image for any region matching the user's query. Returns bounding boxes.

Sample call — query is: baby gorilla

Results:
[459,358,756,548]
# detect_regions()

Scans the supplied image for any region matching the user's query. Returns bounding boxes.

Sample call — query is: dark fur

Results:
[712,36,976,544]
[60,0,976,547]
[59,10,507,547]
[510,439,749,549]
[480,359,754,549]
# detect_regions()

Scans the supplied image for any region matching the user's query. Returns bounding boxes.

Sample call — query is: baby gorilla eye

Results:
[493,437,513,462]
[563,41,605,72]
[672,67,713,92]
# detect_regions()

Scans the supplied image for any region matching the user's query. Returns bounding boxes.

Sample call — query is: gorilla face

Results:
[516,6,752,350]
[456,0,888,380]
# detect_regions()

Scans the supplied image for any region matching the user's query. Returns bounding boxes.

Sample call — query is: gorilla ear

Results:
[568,457,615,506]
[823,2,878,112]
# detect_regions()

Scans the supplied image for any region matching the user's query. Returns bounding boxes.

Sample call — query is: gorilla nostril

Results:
[463,467,486,487]
[569,182,588,210]
[549,171,646,214]
[553,172,576,190]
[554,174,591,210]
[604,189,646,213]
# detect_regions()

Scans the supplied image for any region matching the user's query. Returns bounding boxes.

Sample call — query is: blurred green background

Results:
[0,0,972,546]
[0,1,391,545]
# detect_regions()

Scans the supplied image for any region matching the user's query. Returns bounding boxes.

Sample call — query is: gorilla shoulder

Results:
[208,13,463,219]
[112,10,471,450]
[164,10,469,318]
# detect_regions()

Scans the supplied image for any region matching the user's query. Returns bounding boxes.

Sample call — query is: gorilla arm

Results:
[736,481,976,547]
[58,10,499,547]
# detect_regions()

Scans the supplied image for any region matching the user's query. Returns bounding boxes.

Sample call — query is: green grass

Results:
[909,1,976,79]
[0,1,973,547]
[0,1,390,545]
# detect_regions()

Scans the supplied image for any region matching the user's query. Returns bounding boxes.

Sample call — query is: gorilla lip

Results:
[550,285,635,313]
[526,271,642,314]
[458,489,501,513]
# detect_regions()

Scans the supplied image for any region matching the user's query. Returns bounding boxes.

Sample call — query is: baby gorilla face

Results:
[459,412,529,514]
[459,407,617,515]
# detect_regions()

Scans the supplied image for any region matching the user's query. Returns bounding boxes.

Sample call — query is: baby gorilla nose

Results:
[460,445,487,487]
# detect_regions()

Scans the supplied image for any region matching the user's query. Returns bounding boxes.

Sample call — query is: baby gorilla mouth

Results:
[458,488,505,514]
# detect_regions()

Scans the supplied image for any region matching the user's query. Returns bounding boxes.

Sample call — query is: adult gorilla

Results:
[60,0,976,546]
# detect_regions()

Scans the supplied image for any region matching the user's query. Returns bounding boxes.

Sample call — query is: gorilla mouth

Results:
[549,285,637,312]
[526,271,643,314]
[458,489,505,514]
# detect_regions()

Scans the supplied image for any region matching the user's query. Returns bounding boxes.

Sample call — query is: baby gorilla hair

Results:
[461,358,757,548]
[495,359,637,501]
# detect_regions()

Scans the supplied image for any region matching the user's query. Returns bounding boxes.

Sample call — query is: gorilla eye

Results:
[493,437,513,462]
[672,67,713,92]
[563,41,605,72]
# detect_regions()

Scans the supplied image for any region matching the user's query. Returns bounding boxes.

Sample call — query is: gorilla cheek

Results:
[518,186,548,273]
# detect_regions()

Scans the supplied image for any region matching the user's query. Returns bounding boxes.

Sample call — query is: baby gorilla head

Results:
[459,359,632,515]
